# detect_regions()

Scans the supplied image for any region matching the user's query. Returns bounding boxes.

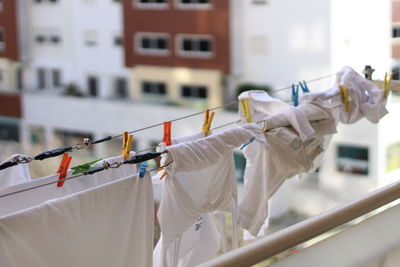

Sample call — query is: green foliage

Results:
[63,83,85,97]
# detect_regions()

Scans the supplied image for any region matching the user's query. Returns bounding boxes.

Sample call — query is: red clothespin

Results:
[57,153,72,187]
[163,121,172,146]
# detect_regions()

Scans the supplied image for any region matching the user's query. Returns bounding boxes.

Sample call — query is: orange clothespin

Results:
[163,121,172,146]
[121,131,133,160]
[240,98,252,123]
[339,85,350,113]
[56,153,72,187]
[383,72,392,98]
[202,109,215,137]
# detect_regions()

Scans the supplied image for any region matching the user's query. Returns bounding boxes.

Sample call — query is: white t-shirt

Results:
[0,172,154,267]
[0,153,136,217]
[154,132,222,267]
[237,91,337,237]
[157,124,265,267]
[0,154,32,189]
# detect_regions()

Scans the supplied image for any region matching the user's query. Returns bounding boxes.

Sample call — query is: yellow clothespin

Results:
[121,131,133,160]
[339,85,350,113]
[383,72,392,98]
[240,98,252,123]
[202,109,215,137]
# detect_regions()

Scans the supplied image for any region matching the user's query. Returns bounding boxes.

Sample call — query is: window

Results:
[35,34,46,43]
[16,68,23,90]
[50,35,61,44]
[30,125,45,144]
[337,145,369,175]
[52,69,61,87]
[176,0,211,9]
[136,33,169,54]
[393,66,400,81]
[0,117,19,142]
[181,85,207,99]
[234,152,246,183]
[37,68,46,89]
[49,0,59,2]
[114,35,122,46]
[0,70,3,84]
[0,28,5,51]
[135,0,168,9]
[87,76,98,96]
[142,81,166,95]
[393,26,400,38]
[178,35,213,57]
[84,30,98,46]
[115,77,128,98]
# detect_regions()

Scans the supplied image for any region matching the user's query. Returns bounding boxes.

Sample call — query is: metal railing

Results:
[199,180,400,267]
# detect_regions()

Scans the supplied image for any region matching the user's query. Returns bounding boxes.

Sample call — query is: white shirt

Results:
[157,124,265,267]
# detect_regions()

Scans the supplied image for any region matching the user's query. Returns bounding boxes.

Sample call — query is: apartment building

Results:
[0,0,23,144]
[122,0,230,109]
[393,0,400,77]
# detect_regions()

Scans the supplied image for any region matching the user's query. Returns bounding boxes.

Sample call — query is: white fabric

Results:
[304,66,388,124]
[0,153,136,217]
[157,124,265,267]
[237,91,337,236]
[154,132,222,267]
[0,154,31,189]
[0,172,154,267]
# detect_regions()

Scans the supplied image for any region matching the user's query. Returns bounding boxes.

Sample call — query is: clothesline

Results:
[0,69,395,169]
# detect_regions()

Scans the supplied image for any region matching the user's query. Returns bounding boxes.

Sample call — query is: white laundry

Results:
[154,132,222,267]
[304,66,388,124]
[237,91,337,236]
[0,153,136,217]
[157,124,265,267]
[0,154,31,189]
[0,172,154,267]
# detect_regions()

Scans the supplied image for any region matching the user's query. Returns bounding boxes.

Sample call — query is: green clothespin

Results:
[71,158,103,175]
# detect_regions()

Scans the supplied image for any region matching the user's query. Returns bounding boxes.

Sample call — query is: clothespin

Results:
[383,72,392,98]
[240,137,255,150]
[202,109,215,137]
[240,98,252,123]
[291,84,299,106]
[163,121,172,146]
[121,131,133,161]
[298,80,310,93]
[71,158,103,175]
[339,85,350,113]
[56,153,72,187]
[139,161,147,178]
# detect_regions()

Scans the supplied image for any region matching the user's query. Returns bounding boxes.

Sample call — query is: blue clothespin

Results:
[299,80,310,93]
[291,84,299,106]
[139,161,147,178]
[240,137,255,150]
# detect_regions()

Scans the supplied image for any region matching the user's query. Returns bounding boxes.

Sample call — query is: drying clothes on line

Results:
[0,154,31,189]
[157,124,265,267]
[237,91,338,236]
[306,66,388,124]
[154,132,222,267]
[0,172,154,267]
[0,152,136,217]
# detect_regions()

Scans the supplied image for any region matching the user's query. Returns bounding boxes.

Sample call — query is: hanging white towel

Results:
[0,154,31,189]
[0,152,136,217]
[0,172,154,267]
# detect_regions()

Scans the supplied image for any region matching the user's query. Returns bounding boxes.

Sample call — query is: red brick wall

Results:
[0,0,19,61]
[0,93,21,118]
[122,0,230,73]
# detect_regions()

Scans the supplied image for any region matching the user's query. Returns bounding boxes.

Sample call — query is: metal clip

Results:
[74,138,92,150]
